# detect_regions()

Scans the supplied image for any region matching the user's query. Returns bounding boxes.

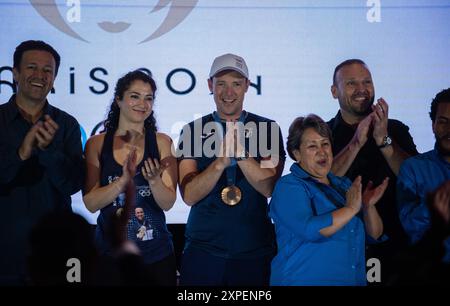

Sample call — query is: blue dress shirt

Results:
[397,148,450,261]
[269,163,367,286]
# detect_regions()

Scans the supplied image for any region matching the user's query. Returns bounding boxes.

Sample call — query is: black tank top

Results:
[95,129,173,264]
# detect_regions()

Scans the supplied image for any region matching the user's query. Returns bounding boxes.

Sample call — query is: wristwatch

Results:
[378,135,392,149]
[236,150,250,161]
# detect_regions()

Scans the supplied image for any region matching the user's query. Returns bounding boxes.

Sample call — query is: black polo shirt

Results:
[327,111,418,259]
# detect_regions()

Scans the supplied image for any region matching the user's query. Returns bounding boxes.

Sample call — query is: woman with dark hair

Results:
[83,70,177,285]
[269,114,388,285]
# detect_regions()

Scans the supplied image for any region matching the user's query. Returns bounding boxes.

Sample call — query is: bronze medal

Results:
[221,185,242,206]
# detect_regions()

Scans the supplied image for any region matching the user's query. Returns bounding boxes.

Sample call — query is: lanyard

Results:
[211,111,247,186]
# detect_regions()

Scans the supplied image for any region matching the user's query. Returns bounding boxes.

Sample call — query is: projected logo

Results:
[29,0,198,43]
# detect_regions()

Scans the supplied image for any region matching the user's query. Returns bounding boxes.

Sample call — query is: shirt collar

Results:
[211,110,248,123]
[332,111,358,131]
[4,94,54,123]
[41,100,54,117]
[290,162,311,179]
[290,163,334,182]
[289,162,348,191]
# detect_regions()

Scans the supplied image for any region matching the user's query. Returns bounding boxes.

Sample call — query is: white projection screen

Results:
[1,0,449,224]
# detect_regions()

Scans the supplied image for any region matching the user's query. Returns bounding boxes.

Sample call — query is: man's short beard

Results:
[353,97,374,117]
[354,106,373,117]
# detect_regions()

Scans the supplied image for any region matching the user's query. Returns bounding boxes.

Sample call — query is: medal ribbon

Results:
[211,111,247,187]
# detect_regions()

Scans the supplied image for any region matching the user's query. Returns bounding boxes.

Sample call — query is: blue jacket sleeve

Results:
[396,161,431,244]
[270,179,333,242]
[38,117,83,196]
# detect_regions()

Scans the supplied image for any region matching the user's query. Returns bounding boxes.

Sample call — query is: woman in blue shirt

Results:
[269,114,388,285]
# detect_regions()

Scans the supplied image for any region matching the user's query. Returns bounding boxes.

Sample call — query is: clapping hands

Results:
[346,176,389,213]
[18,115,59,160]
[362,177,389,209]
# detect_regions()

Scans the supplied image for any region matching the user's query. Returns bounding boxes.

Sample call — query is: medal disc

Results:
[221,185,242,206]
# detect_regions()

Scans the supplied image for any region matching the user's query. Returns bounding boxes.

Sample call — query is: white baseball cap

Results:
[209,53,249,79]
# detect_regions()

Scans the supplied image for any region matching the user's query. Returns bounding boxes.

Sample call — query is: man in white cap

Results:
[177,53,285,285]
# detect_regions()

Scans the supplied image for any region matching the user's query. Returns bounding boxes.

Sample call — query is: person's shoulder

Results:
[398,151,435,180]
[279,173,300,187]
[246,111,276,123]
[277,171,307,189]
[0,98,15,119]
[156,132,172,142]
[403,149,435,166]
[272,172,312,202]
[85,133,105,152]
[0,102,9,121]
[272,173,294,195]
[156,132,173,147]
[387,118,416,143]
[179,114,213,140]
[185,113,213,126]
[0,101,9,110]
[49,104,80,125]
[86,133,105,144]
[387,118,410,128]
[326,116,336,126]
